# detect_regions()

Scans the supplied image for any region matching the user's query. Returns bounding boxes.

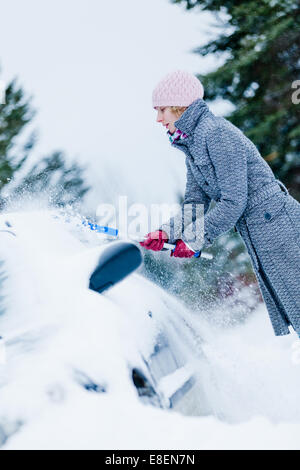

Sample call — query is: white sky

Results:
[0,0,229,211]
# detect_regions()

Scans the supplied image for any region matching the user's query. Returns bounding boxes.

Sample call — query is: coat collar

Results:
[174,98,210,136]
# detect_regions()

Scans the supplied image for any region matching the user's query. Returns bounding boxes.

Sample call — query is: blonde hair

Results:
[169,106,188,119]
[155,105,188,119]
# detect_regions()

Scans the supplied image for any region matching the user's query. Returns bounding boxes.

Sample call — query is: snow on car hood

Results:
[0,208,300,450]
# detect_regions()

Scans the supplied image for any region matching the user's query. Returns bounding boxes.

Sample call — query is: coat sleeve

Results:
[201,124,248,247]
[159,157,211,245]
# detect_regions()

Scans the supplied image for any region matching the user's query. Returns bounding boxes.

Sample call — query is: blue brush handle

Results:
[83,225,205,259]
[82,221,118,237]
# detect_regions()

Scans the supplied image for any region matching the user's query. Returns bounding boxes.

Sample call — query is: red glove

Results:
[140,230,168,251]
[170,240,195,258]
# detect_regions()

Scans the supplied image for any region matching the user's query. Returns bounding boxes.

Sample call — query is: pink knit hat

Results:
[152,70,204,108]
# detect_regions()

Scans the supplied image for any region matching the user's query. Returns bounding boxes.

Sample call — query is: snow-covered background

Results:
[0,0,231,210]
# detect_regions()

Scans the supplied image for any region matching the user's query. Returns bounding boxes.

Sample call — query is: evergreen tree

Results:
[0,77,34,192]
[0,73,89,208]
[141,228,261,327]
[171,0,300,200]
[8,150,89,207]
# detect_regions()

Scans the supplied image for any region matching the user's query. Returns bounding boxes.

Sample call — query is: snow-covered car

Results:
[0,209,211,448]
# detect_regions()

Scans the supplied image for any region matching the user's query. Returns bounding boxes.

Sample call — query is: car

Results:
[0,209,211,448]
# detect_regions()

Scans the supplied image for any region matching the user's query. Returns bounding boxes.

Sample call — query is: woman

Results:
[140,70,300,339]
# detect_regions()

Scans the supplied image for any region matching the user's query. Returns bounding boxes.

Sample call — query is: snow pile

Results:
[0,208,299,450]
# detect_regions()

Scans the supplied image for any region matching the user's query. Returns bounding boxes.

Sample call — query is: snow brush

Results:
[139,239,213,260]
[82,222,213,260]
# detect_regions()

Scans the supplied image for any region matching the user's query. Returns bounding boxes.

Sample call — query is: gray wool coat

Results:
[160,98,300,336]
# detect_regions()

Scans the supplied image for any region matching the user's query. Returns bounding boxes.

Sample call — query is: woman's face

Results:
[155,106,178,134]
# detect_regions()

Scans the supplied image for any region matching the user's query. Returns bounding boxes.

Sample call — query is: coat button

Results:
[204,181,208,186]
[264,212,272,220]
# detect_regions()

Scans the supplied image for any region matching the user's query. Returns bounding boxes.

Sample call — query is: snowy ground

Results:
[0,208,299,450]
